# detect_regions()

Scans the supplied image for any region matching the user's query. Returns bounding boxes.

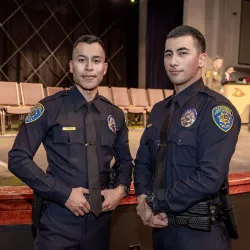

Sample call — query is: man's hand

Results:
[101,186,125,212]
[147,213,168,228]
[136,195,153,225]
[64,187,90,217]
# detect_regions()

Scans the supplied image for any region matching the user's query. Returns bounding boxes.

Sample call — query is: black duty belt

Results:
[173,200,223,231]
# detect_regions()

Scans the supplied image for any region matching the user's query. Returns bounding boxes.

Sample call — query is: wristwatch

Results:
[145,192,156,209]
[145,192,159,214]
[118,184,130,197]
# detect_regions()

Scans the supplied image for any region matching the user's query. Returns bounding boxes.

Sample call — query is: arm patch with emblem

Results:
[25,103,45,124]
[212,105,234,132]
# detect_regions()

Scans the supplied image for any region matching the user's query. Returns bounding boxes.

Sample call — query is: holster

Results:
[221,204,239,239]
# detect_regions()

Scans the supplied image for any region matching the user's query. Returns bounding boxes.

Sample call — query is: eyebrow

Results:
[164,47,190,54]
[76,55,102,59]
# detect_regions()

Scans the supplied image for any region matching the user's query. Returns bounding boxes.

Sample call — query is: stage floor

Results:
[0,125,250,184]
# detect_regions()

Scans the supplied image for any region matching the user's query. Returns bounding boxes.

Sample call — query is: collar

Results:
[69,85,103,113]
[166,78,205,108]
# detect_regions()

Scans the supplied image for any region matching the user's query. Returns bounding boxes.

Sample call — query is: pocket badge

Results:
[107,115,116,133]
[181,108,197,128]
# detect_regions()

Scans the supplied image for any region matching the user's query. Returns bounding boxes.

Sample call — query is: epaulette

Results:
[42,89,68,103]
[99,95,120,109]
[200,87,232,104]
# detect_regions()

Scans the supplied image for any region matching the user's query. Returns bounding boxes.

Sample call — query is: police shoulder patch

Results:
[25,103,45,124]
[212,105,234,132]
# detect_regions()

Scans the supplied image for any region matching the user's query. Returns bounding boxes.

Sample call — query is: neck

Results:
[174,72,202,94]
[76,84,98,102]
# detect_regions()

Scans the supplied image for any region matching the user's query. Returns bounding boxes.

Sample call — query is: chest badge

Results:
[181,108,197,128]
[25,103,45,124]
[107,115,116,133]
[212,105,234,132]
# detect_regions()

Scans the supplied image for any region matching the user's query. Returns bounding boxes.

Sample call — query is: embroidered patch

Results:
[212,106,234,132]
[107,115,116,133]
[25,103,45,124]
[181,108,197,128]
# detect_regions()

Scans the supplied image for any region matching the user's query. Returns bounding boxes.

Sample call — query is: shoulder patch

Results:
[25,103,45,124]
[212,105,234,132]
[205,70,211,78]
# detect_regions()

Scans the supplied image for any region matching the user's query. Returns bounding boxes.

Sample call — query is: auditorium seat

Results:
[0,81,31,135]
[147,88,165,111]
[164,89,174,98]
[129,88,149,126]
[98,86,113,102]
[20,82,45,106]
[46,86,64,96]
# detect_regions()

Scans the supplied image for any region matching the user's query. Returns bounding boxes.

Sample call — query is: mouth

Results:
[82,75,96,80]
[169,70,182,76]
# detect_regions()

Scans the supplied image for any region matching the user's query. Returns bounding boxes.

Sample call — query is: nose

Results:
[170,55,179,67]
[85,60,93,71]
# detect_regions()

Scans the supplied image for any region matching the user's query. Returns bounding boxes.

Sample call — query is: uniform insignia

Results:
[212,105,234,132]
[107,115,116,133]
[181,108,197,128]
[147,123,152,128]
[213,71,218,77]
[62,127,76,131]
[205,71,211,78]
[25,103,45,124]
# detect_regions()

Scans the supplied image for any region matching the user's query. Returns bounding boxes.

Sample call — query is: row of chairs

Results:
[0,81,65,135]
[98,86,173,126]
[0,81,173,135]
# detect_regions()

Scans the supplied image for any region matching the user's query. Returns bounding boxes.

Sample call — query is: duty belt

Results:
[173,200,223,231]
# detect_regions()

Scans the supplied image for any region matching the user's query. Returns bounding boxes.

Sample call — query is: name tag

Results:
[62,127,76,131]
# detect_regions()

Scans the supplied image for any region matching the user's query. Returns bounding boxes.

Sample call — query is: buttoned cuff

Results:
[155,189,171,213]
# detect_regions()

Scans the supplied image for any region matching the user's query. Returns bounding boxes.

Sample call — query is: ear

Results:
[103,62,108,75]
[69,60,73,73]
[199,53,206,68]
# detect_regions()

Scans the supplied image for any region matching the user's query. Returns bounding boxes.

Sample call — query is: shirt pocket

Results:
[53,124,84,145]
[100,132,116,167]
[171,129,198,168]
[143,126,160,164]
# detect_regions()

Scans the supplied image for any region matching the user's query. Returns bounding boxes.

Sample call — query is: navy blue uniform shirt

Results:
[8,85,133,205]
[134,78,241,213]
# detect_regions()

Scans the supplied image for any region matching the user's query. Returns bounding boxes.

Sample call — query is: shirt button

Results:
[178,138,182,143]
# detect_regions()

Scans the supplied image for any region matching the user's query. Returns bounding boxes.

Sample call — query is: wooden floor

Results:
[0,125,250,183]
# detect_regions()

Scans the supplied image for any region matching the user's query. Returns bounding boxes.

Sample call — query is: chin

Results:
[77,82,99,91]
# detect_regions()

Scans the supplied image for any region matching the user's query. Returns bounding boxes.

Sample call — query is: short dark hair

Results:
[226,65,234,71]
[166,25,206,53]
[73,35,106,59]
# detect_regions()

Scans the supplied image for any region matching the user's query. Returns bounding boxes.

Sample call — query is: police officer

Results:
[134,26,241,250]
[8,35,133,250]
[205,57,224,93]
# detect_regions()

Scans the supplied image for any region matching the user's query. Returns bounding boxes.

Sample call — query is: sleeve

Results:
[113,112,133,188]
[8,102,72,205]
[134,106,157,196]
[155,103,241,213]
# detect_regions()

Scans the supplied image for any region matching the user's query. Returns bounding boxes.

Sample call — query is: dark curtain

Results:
[0,0,138,88]
[146,0,184,89]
